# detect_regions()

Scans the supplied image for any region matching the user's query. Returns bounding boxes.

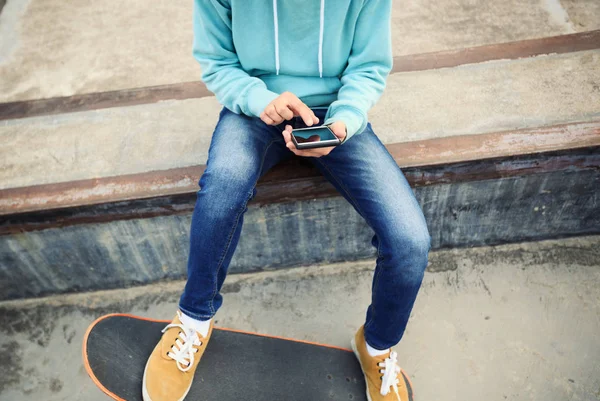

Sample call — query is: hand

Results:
[282,121,347,158]
[260,91,319,126]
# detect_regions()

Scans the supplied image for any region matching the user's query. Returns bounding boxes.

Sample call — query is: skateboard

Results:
[83,314,370,401]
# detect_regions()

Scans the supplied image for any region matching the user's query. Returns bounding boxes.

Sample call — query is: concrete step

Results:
[2,140,598,300]
[1,49,599,190]
[1,0,598,102]
[1,235,599,401]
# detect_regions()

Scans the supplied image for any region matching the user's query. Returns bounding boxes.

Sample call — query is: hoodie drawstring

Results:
[273,0,325,78]
[318,0,325,78]
[273,0,281,75]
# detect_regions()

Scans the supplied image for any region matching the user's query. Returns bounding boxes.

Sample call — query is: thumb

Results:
[328,121,347,140]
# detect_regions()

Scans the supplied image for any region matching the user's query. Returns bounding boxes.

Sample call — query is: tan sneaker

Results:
[142,311,213,401]
[351,325,414,401]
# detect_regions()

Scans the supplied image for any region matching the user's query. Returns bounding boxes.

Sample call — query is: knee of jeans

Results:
[392,221,430,252]
[385,225,431,277]
[413,222,431,253]
[198,165,256,212]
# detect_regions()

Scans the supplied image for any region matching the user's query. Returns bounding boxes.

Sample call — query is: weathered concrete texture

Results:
[561,0,600,30]
[373,49,600,144]
[392,0,584,56]
[1,0,597,102]
[0,0,199,102]
[0,97,222,190]
[2,165,598,300]
[1,50,599,190]
[0,236,599,401]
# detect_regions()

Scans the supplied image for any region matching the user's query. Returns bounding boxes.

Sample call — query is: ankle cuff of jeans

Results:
[178,306,215,322]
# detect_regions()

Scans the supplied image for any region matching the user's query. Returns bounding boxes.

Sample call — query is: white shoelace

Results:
[378,350,402,397]
[162,311,202,372]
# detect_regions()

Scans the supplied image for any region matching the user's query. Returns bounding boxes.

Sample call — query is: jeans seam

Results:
[364,237,383,335]
[208,138,279,314]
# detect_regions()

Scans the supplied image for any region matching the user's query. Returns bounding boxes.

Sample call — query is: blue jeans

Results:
[179,106,431,349]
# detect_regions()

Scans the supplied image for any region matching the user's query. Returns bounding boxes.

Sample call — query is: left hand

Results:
[282,121,347,158]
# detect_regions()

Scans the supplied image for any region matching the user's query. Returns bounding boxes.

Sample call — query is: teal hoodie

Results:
[193,0,392,142]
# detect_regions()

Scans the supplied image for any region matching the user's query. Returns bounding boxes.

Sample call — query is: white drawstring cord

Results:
[273,0,280,75]
[273,0,325,77]
[318,0,325,78]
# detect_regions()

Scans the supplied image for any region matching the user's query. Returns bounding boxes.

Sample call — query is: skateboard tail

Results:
[82,313,131,401]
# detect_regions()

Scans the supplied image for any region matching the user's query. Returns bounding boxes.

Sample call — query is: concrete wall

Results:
[1,161,598,301]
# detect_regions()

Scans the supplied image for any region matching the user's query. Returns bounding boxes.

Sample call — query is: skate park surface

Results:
[1,237,599,400]
[1,0,600,400]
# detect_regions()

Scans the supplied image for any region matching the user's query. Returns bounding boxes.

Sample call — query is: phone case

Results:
[291,125,341,150]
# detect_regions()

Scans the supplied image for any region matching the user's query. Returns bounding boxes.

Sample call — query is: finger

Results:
[282,124,293,135]
[282,126,293,144]
[275,104,294,121]
[265,104,284,125]
[331,124,346,140]
[267,105,284,125]
[285,140,300,154]
[260,111,275,125]
[308,145,335,157]
[309,148,330,157]
[288,99,317,127]
[327,123,346,143]
[296,146,326,158]
[282,127,299,153]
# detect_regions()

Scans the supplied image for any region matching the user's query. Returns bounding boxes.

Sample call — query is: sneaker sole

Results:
[142,356,193,401]
[350,337,414,401]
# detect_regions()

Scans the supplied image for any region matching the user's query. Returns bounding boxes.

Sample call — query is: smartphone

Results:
[291,125,341,150]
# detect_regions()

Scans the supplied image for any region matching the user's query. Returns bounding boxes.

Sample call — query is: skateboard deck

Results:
[83,314,369,401]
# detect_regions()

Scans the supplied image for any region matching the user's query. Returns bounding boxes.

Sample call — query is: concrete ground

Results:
[0,235,599,401]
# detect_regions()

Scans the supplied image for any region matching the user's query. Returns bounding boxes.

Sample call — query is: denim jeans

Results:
[179,106,431,350]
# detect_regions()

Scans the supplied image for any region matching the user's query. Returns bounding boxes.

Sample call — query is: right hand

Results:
[260,91,319,127]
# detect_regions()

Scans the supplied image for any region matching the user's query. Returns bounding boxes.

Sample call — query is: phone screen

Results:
[292,127,338,144]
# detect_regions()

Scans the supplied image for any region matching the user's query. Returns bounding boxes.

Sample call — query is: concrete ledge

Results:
[1,119,598,219]
[0,138,598,300]
[2,49,599,191]
[1,30,598,121]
